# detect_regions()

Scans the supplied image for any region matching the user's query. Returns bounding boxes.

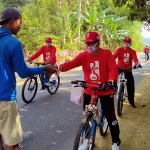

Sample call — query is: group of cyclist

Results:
[27,31,140,149]
[0,6,142,150]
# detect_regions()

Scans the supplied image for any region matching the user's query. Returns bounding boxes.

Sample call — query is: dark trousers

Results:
[145,52,149,59]
[118,69,135,103]
[83,94,120,143]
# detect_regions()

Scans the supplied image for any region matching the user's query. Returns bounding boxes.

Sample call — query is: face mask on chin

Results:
[124,43,131,48]
[87,42,98,54]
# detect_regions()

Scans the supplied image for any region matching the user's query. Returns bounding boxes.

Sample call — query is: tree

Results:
[1,0,32,9]
[113,0,150,30]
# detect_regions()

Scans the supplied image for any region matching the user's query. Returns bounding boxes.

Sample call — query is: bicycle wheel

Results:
[99,115,108,136]
[117,83,124,116]
[47,73,60,94]
[22,77,38,103]
[73,112,96,150]
[145,54,148,63]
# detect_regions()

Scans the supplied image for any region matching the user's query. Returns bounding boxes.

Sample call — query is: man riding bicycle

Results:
[113,37,141,108]
[57,31,121,150]
[143,45,149,61]
[28,37,57,90]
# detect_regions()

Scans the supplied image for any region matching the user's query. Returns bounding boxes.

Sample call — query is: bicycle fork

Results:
[89,120,96,150]
[117,82,126,101]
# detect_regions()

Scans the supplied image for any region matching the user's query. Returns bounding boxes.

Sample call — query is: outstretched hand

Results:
[44,64,56,74]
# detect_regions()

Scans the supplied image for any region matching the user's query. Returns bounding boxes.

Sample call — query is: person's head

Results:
[123,37,131,49]
[0,7,22,35]
[45,37,52,47]
[84,31,100,54]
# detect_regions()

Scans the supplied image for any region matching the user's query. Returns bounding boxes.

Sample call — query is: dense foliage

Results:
[0,0,145,55]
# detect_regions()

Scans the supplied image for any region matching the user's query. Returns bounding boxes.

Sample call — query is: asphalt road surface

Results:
[14,52,148,150]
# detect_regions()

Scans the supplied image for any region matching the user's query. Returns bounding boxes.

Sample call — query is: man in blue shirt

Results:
[0,7,55,150]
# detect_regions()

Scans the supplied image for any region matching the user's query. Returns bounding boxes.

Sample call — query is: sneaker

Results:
[18,144,24,150]
[112,143,120,150]
[78,139,88,150]
[45,82,50,87]
[38,86,46,90]
[129,101,136,108]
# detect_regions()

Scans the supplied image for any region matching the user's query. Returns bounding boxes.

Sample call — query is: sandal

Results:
[18,144,24,150]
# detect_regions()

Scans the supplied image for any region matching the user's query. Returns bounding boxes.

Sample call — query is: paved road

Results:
[14,52,148,150]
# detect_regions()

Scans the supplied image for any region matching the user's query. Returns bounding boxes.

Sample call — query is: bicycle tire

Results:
[22,77,38,103]
[145,55,148,63]
[47,73,60,94]
[73,112,96,150]
[99,115,108,136]
[117,83,124,116]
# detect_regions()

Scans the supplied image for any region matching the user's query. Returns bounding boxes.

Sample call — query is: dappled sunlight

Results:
[19,108,29,111]
[23,131,33,137]
[60,73,83,77]
[135,93,142,96]
[59,87,70,91]
[17,81,25,86]
[56,130,62,133]
[140,72,150,75]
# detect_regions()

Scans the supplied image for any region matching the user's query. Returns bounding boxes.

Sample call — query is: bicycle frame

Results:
[117,70,127,101]
[117,66,134,98]
[72,80,111,149]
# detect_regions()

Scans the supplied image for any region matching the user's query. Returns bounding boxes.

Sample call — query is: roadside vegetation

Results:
[0,0,149,57]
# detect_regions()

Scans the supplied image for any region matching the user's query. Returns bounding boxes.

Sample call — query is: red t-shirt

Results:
[29,45,56,65]
[113,47,139,71]
[144,47,149,53]
[60,48,118,96]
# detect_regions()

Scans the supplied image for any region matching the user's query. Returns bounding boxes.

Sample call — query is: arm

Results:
[13,43,55,78]
[49,46,56,65]
[29,47,43,60]
[132,50,139,64]
[59,53,83,72]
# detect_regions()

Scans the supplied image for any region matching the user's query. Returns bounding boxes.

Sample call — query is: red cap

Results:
[123,37,131,43]
[45,37,52,42]
[84,32,100,42]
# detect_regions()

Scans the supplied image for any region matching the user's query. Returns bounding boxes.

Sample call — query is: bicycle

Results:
[21,62,60,104]
[116,65,142,116]
[71,80,115,150]
[145,52,149,63]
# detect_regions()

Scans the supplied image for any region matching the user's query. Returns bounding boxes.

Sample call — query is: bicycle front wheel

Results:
[145,55,148,63]
[99,115,108,136]
[73,112,96,150]
[117,83,124,116]
[22,77,38,103]
[47,73,60,94]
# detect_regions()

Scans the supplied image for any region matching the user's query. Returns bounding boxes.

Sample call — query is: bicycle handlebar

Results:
[71,80,115,91]
[118,65,142,71]
[27,60,58,69]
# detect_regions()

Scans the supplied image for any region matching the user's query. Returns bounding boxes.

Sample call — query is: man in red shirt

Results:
[143,45,149,62]
[59,32,121,150]
[114,37,141,108]
[28,37,56,90]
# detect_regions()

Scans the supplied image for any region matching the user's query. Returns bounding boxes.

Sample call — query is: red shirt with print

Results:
[144,47,149,53]
[113,47,139,71]
[60,48,118,96]
[29,45,56,65]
